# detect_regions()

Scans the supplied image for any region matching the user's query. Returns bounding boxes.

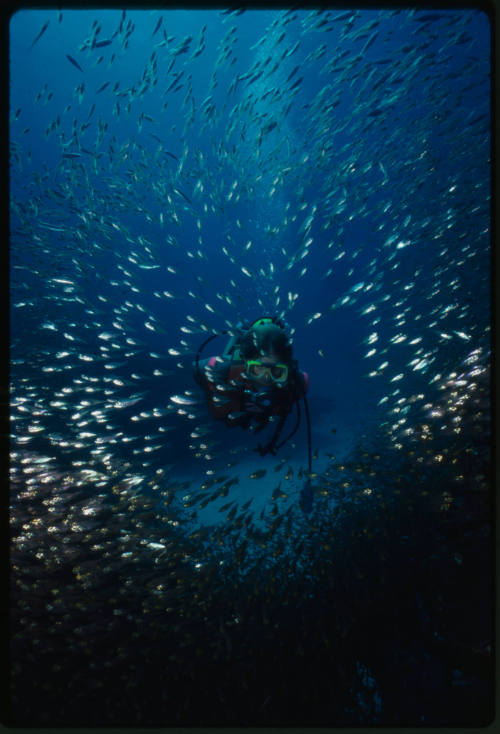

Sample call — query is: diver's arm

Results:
[196,357,245,421]
[208,386,244,421]
[193,356,230,388]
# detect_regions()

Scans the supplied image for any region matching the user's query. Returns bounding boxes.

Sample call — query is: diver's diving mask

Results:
[245,359,288,384]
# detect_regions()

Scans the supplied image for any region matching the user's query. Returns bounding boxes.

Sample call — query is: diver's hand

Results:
[243,389,272,414]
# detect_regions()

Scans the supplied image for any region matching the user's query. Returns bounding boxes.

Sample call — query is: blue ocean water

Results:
[9,7,492,727]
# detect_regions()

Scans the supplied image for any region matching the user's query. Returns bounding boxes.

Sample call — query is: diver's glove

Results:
[242,388,272,416]
[244,388,273,409]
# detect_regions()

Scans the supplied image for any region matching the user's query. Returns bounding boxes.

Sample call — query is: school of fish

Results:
[9,8,492,726]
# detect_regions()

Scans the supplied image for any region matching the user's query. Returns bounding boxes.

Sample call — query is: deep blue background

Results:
[10,7,491,496]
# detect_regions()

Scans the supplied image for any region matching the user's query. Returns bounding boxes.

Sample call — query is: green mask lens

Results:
[246,360,288,383]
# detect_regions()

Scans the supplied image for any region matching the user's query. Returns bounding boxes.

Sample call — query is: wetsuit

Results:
[193,356,309,430]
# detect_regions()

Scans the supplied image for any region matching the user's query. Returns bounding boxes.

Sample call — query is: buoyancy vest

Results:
[204,357,308,421]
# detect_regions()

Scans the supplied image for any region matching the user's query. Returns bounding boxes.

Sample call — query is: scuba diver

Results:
[193,317,313,512]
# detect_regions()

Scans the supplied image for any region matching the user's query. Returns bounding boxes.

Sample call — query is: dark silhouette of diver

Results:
[193,317,313,512]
